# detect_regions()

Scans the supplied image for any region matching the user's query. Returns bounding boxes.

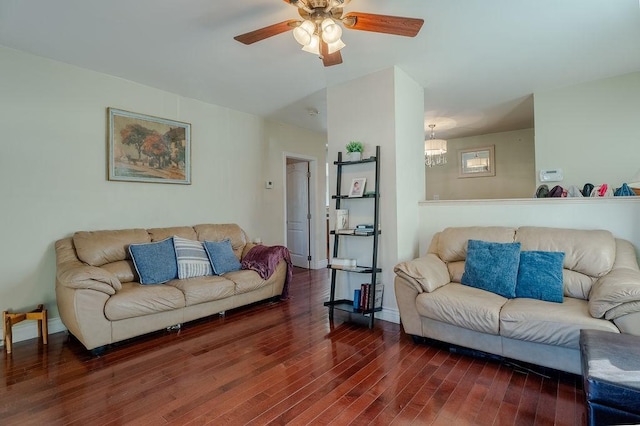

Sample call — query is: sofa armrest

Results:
[57,264,120,295]
[589,267,640,319]
[394,253,450,294]
[242,242,257,259]
[55,236,121,294]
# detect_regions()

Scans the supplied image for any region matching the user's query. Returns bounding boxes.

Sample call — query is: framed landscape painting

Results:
[108,108,191,184]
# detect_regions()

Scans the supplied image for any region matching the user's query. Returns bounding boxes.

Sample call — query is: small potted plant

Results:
[345,141,364,161]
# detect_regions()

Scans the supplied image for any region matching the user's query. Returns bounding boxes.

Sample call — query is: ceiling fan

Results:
[234,0,424,67]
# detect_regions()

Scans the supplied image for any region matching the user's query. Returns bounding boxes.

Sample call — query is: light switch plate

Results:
[265,180,273,189]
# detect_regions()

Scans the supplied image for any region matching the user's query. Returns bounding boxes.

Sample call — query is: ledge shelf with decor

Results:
[324,145,381,328]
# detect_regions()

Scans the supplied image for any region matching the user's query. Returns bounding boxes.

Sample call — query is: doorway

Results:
[286,158,312,268]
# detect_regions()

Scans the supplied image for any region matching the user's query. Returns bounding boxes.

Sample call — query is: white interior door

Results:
[286,161,310,268]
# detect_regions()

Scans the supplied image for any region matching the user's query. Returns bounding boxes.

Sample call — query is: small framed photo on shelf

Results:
[349,178,366,197]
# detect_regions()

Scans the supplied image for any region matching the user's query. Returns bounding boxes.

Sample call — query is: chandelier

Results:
[425,124,447,167]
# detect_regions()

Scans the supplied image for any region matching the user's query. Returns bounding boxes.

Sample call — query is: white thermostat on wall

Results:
[539,169,564,182]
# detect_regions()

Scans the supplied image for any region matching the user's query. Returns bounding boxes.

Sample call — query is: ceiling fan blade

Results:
[234,20,298,45]
[320,40,343,67]
[342,12,424,37]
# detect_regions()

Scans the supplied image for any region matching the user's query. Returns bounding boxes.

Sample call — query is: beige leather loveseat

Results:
[394,226,640,374]
[55,224,287,353]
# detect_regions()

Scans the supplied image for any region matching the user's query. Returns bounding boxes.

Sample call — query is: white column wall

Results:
[327,67,424,323]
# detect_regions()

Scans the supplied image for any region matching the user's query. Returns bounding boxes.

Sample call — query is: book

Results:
[355,224,374,229]
[359,283,384,311]
[354,229,374,236]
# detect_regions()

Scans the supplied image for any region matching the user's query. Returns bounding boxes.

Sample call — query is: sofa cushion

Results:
[437,227,516,262]
[102,260,136,284]
[194,224,247,259]
[416,283,507,335]
[204,239,241,275]
[166,276,235,306]
[461,240,521,298]
[516,251,565,303]
[104,282,186,321]
[173,236,213,279]
[74,228,150,266]
[515,227,615,279]
[500,297,619,349]
[148,226,197,242]
[129,237,178,285]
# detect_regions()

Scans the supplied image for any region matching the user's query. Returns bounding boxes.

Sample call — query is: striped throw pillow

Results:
[173,236,213,279]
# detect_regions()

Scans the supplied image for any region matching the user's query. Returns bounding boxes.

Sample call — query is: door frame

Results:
[282,152,322,269]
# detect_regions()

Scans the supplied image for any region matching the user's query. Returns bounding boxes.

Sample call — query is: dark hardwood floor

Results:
[1,267,586,425]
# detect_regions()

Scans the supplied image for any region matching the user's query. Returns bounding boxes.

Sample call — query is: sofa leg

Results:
[411,335,427,345]
[90,345,107,357]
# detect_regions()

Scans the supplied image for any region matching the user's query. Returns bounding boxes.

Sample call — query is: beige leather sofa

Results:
[394,226,640,374]
[55,224,286,353]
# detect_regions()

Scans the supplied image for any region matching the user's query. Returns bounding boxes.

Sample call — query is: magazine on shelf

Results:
[336,209,349,230]
[336,228,355,235]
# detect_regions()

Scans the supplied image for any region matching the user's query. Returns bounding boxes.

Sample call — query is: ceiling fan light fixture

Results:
[302,34,320,55]
[327,38,346,54]
[320,18,342,43]
[293,19,315,46]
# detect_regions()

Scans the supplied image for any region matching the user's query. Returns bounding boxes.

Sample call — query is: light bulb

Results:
[293,20,315,46]
[327,38,346,54]
[302,34,320,55]
[321,18,342,43]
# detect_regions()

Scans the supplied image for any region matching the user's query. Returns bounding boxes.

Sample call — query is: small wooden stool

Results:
[3,304,48,354]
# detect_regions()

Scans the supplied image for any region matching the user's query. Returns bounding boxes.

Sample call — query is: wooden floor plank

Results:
[0,267,587,425]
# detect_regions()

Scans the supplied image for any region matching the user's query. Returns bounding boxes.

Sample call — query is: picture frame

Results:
[108,108,191,184]
[348,178,366,197]
[458,145,495,178]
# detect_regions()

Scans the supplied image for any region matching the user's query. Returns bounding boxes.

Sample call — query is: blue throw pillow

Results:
[461,239,521,298]
[516,251,565,303]
[203,239,241,275]
[129,237,178,285]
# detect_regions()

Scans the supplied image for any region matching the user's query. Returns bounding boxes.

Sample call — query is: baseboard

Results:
[312,258,328,270]
[0,317,66,347]
[377,307,400,324]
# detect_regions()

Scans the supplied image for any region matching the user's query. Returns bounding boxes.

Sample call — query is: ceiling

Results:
[1,0,639,140]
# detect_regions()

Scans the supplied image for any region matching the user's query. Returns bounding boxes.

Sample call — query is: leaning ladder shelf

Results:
[324,145,381,329]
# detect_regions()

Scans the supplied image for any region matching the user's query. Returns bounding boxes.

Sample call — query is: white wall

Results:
[0,46,326,331]
[534,71,640,188]
[263,120,327,268]
[426,128,535,200]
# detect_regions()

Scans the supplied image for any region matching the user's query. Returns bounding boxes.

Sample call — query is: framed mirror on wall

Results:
[458,145,495,178]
